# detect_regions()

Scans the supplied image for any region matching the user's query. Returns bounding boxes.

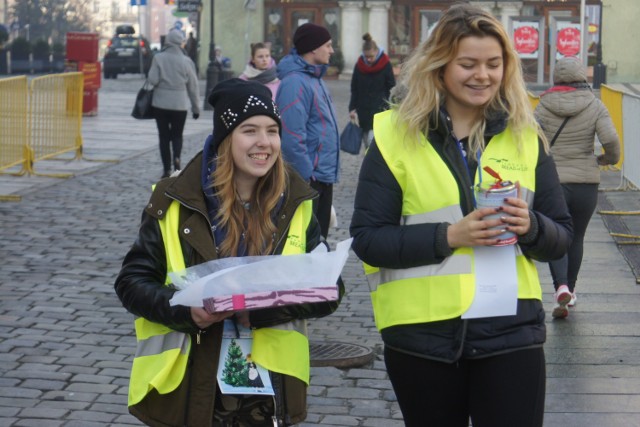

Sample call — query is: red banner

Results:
[557,27,581,57]
[514,26,539,55]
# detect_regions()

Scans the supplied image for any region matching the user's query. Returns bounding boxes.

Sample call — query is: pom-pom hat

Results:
[207,78,281,152]
[293,23,332,55]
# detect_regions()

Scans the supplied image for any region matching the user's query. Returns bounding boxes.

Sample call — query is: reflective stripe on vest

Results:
[129,198,315,407]
[129,200,190,407]
[366,110,541,330]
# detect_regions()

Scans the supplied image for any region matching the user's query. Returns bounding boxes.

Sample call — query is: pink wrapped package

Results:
[203,286,339,313]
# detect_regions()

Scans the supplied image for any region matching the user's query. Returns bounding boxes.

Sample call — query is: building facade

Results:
[602,0,639,83]
[198,0,640,86]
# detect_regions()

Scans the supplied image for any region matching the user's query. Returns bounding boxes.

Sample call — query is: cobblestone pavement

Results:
[0,75,639,426]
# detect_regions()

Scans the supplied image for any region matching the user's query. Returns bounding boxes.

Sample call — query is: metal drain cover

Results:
[309,341,374,368]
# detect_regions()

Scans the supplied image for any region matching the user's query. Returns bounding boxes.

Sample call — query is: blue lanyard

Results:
[453,132,485,208]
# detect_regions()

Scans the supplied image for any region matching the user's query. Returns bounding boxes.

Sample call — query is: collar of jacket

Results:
[541,82,591,97]
[145,151,210,225]
[278,51,328,79]
[356,52,390,74]
[430,106,509,142]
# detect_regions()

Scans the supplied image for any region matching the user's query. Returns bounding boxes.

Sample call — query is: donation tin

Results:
[474,181,518,246]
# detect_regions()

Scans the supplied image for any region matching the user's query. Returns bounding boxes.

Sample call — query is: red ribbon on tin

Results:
[483,166,504,189]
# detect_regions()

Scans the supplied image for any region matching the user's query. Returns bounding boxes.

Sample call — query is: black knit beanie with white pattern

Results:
[207,78,281,152]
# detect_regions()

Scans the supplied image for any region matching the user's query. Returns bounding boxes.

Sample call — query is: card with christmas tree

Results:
[217,320,274,395]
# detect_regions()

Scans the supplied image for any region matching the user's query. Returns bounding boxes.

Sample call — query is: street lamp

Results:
[204,0,216,110]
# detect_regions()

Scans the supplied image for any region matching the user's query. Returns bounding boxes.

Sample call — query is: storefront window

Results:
[418,10,443,44]
[265,8,285,60]
[389,5,411,57]
[323,8,340,51]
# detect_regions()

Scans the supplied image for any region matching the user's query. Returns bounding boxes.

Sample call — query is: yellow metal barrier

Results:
[0,76,29,175]
[0,76,29,201]
[528,91,540,110]
[28,72,84,177]
[600,84,624,169]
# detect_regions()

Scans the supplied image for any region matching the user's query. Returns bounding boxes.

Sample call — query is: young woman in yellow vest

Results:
[115,78,343,427]
[350,5,573,427]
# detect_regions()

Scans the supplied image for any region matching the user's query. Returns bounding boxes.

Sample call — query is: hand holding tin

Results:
[447,207,512,249]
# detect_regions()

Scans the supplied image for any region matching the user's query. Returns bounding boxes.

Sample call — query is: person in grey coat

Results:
[148,28,201,178]
[535,56,620,319]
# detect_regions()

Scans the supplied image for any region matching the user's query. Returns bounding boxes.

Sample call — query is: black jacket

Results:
[348,54,395,132]
[115,151,344,426]
[350,109,573,362]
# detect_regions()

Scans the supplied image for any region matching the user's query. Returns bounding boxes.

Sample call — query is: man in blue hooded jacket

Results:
[276,23,340,239]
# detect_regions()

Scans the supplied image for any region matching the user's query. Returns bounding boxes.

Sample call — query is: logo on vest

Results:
[488,158,529,172]
[286,235,305,249]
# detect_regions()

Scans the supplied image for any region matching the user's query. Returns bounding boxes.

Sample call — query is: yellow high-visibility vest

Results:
[128,198,314,406]
[365,110,541,331]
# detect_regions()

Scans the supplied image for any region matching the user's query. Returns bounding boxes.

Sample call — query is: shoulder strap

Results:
[550,117,570,147]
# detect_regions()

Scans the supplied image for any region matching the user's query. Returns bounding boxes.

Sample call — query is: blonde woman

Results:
[350,4,572,426]
[116,79,343,426]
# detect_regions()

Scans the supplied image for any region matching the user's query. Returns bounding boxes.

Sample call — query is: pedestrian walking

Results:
[348,33,395,150]
[147,28,200,178]
[185,31,198,73]
[276,23,340,239]
[535,56,620,319]
[214,46,232,70]
[114,78,344,427]
[349,4,573,426]
[239,41,280,99]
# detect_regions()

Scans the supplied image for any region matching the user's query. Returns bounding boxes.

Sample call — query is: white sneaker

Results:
[568,292,577,307]
[552,284,572,319]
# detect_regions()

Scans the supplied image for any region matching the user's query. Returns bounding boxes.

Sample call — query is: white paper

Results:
[462,245,518,319]
[169,238,352,308]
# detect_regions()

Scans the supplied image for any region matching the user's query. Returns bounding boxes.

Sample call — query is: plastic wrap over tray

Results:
[169,238,352,313]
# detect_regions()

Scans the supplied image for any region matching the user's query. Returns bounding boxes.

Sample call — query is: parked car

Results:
[103,25,153,79]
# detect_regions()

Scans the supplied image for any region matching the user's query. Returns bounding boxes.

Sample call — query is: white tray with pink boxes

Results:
[169,238,352,313]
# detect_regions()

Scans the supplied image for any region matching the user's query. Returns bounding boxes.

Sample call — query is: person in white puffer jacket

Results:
[535,56,620,319]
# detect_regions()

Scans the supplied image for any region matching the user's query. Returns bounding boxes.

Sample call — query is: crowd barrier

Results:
[600,85,625,171]
[29,73,84,175]
[528,85,637,188]
[527,91,540,110]
[0,72,84,200]
[600,85,640,189]
[0,76,29,176]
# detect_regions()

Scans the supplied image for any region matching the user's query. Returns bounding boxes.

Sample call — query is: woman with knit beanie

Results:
[115,78,343,427]
[239,42,280,99]
[348,33,396,150]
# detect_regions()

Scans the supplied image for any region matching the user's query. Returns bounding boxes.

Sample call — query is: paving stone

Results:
[316,414,361,426]
[18,407,69,419]
[326,386,381,400]
[12,419,64,427]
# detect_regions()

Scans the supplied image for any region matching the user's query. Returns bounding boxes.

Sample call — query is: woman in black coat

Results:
[348,33,395,150]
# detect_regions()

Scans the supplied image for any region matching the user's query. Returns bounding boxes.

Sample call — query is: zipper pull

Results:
[196,330,205,344]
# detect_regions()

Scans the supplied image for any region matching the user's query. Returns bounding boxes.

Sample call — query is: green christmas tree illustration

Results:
[222,339,250,387]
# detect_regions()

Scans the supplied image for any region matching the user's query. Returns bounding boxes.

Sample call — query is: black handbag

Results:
[131,81,154,120]
[339,121,363,155]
